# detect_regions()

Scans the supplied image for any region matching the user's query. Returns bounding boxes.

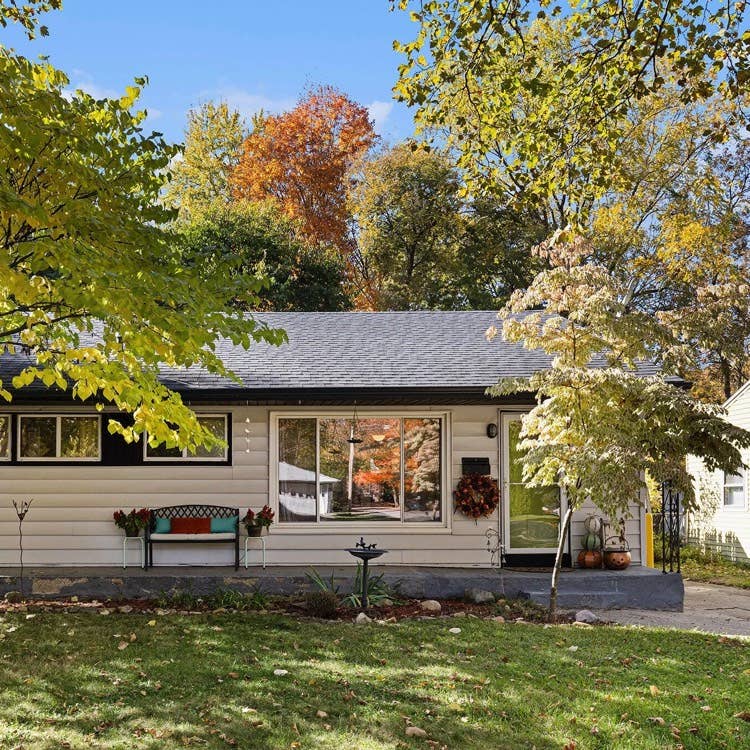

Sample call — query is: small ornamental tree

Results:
[0,3,285,453]
[487,234,750,618]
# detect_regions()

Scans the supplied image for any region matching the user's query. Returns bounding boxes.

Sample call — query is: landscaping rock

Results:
[448,627,462,634]
[4,591,22,604]
[117,605,133,614]
[575,609,600,624]
[420,599,442,613]
[379,598,394,607]
[466,588,496,605]
[493,615,506,623]
[355,612,372,625]
[405,726,427,738]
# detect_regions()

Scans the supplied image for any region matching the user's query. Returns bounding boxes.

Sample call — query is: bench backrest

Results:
[149,504,239,531]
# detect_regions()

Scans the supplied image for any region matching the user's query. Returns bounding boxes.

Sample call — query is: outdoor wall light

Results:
[486,423,498,439]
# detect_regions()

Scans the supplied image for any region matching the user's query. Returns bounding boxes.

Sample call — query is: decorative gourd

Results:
[583,515,602,534]
[582,532,601,551]
[577,549,603,569]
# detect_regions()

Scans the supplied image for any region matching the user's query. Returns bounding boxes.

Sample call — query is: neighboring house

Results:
[0,311,654,568]
[688,381,750,564]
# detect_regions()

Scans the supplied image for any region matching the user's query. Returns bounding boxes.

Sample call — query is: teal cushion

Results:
[211,516,237,534]
[154,517,171,534]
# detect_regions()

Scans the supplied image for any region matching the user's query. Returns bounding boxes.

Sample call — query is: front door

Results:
[500,412,567,566]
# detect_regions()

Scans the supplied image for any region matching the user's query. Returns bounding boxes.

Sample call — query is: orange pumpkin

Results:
[577,549,602,569]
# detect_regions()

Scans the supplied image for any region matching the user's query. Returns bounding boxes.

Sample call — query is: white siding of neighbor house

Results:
[0,404,643,567]
[688,384,750,563]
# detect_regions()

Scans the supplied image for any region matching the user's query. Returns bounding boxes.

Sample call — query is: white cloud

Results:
[197,87,296,120]
[63,75,119,101]
[367,100,394,133]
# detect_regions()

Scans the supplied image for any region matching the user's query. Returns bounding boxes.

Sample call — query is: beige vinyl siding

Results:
[688,385,750,563]
[0,404,644,567]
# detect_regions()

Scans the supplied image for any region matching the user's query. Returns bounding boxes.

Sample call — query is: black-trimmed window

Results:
[144,415,228,462]
[0,415,10,460]
[276,415,444,524]
[18,415,101,461]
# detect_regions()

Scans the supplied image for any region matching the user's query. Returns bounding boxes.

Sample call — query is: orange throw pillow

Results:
[171,517,210,534]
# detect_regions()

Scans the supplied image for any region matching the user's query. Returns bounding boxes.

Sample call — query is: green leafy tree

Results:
[165,101,247,219]
[179,200,352,312]
[395,1,748,217]
[348,144,544,309]
[348,144,464,309]
[0,3,284,451]
[489,233,750,617]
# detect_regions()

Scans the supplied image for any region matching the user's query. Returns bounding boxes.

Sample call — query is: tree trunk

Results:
[549,505,574,622]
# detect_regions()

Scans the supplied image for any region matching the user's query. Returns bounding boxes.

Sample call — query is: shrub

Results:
[304,590,339,618]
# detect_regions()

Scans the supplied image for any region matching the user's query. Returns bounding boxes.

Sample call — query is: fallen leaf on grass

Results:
[316,710,328,719]
[648,717,666,726]
[734,711,750,722]
[117,641,129,651]
[649,685,660,696]
[273,669,288,677]
[406,726,427,737]
[147,620,156,627]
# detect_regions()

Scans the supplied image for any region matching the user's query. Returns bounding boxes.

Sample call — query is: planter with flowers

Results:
[243,505,275,537]
[113,508,151,537]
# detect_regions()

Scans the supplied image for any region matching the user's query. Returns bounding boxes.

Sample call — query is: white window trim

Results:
[0,414,10,461]
[722,469,747,511]
[270,410,452,533]
[17,414,101,462]
[143,414,229,462]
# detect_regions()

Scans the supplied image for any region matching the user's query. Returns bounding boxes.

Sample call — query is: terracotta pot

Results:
[577,549,602,569]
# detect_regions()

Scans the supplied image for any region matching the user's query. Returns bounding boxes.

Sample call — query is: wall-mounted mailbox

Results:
[461,457,491,476]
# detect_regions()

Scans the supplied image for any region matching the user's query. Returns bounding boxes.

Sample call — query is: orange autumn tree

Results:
[230,86,376,254]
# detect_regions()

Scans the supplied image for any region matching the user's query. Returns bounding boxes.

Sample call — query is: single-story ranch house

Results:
[0,311,654,569]
[689,379,750,564]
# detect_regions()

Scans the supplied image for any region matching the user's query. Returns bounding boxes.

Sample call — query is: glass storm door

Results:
[501,413,562,555]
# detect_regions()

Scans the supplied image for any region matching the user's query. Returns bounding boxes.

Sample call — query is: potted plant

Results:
[243,505,275,536]
[113,508,151,537]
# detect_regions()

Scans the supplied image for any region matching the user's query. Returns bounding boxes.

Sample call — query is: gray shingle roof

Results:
[0,311,670,396]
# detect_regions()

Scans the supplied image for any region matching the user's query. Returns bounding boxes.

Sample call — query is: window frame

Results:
[143,413,230,463]
[722,468,746,510]
[0,414,10,461]
[17,414,102,462]
[270,410,451,531]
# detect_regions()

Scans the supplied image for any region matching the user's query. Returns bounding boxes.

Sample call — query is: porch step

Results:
[520,590,629,609]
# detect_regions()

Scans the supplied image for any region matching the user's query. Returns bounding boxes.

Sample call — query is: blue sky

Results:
[4,1,418,144]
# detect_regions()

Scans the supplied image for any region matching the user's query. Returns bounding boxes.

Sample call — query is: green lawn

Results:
[0,611,748,749]
[679,547,750,589]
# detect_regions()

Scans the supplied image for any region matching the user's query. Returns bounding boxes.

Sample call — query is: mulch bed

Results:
[0,594,574,624]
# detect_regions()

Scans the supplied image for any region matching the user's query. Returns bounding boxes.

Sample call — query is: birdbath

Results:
[346,537,388,609]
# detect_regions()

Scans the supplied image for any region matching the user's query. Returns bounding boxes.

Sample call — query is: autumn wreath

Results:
[453,473,500,520]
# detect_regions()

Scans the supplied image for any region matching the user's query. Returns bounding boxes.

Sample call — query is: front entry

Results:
[500,412,570,567]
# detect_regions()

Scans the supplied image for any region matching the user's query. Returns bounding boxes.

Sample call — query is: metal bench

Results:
[146,504,240,570]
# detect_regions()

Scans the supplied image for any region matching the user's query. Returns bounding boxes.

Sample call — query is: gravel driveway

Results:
[595,581,750,637]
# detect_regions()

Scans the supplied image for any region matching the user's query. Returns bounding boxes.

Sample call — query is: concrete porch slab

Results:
[0,565,683,611]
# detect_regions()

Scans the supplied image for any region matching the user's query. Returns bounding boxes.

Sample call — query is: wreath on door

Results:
[454,473,500,520]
